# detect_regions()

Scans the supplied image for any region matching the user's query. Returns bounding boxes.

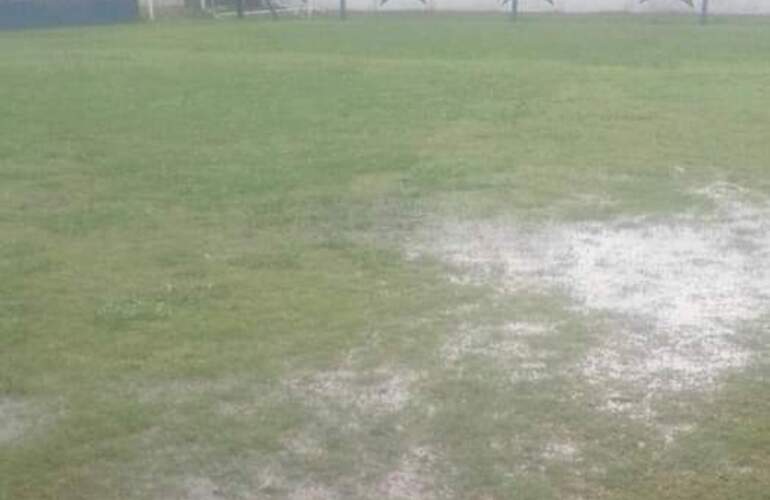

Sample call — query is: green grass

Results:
[1,14,769,499]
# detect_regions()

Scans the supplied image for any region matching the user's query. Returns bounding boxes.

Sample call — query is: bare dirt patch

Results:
[407,183,770,419]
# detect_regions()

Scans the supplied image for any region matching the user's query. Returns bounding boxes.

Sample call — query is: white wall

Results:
[138,0,770,15]
[312,0,770,14]
[139,0,187,7]
[137,0,188,16]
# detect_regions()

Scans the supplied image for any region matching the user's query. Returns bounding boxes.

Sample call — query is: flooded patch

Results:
[407,184,769,418]
[542,440,581,463]
[377,446,451,500]
[286,367,419,418]
[0,398,31,445]
[287,484,338,500]
[138,377,242,406]
[441,322,557,382]
[179,476,224,500]
[0,397,54,445]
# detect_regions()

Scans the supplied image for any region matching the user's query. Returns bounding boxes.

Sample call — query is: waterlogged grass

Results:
[1,14,770,499]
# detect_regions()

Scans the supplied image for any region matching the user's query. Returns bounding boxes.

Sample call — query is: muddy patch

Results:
[407,183,769,418]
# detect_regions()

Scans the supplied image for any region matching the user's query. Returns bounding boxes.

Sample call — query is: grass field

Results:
[2,13,770,500]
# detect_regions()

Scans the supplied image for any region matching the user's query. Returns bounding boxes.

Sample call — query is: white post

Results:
[201,0,206,12]
[147,0,155,20]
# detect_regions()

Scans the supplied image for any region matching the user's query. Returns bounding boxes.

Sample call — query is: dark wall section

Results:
[0,0,138,29]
